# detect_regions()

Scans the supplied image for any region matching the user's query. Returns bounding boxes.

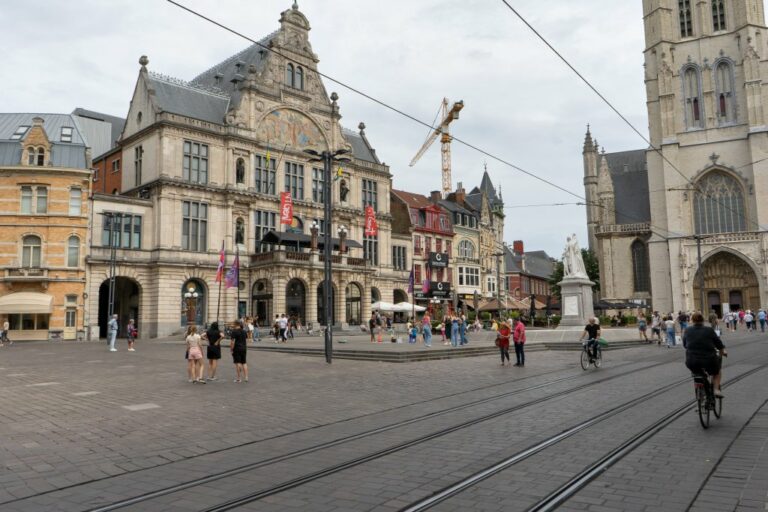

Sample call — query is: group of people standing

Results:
[184,321,249,384]
[722,309,766,332]
[495,318,527,366]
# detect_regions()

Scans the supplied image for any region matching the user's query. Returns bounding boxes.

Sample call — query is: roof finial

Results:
[139,55,149,69]
[484,161,488,172]
[292,0,298,9]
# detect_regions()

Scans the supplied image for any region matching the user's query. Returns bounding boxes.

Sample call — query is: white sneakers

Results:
[109,348,117,352]
[128,348,136,352]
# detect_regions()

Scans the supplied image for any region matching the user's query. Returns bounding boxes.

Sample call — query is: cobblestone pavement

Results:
[0,329,765,511]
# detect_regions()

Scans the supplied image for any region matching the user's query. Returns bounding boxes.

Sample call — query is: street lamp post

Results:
[493,251,505,320]
[184,285,199,327]
[304,143,350,364]
[337,225,347,254]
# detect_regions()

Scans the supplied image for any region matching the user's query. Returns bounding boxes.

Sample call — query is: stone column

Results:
[305,272,318,328]
[336,278,346,327]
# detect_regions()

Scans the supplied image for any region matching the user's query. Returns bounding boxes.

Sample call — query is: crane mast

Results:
[409,98,464,198]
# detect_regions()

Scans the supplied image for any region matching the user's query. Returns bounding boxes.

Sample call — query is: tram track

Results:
[398,361,768,512]
[100,361,685,512]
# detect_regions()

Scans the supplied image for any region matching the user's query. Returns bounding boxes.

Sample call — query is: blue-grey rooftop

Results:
[0,113,88,168]
[148,72,230,125]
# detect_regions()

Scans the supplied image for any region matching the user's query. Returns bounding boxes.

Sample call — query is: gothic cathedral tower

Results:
[644,0,768,314]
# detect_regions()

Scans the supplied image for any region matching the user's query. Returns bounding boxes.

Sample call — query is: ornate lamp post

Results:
[184,285,199,326]
[337,224,347,254]
[310,220,319,252]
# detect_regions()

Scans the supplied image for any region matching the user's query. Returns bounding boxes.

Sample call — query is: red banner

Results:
[280,192,293,225]
[364,206,378,236]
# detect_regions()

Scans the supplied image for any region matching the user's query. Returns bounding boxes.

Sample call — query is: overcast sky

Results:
[0,0,648,257]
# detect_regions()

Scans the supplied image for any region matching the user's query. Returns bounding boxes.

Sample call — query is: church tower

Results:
[643,0,768,314]
[582,126,600,251]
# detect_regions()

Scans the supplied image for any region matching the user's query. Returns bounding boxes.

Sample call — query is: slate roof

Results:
[147,72,231,125]
[341,128,379,164]
[391,189,434,209]
[468,170,502,207]
[0,113,88,168]
[438,198,476,217]
[603,149,650,224]
[504,245,555,280]
[190,33,277,94]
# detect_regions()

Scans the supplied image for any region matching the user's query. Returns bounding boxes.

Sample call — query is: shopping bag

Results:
[597,337,608,347]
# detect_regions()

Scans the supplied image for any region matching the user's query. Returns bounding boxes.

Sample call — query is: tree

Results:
[549,249,600,299]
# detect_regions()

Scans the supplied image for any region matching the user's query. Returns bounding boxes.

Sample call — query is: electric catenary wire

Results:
[499,0,762,234]
[164,0,681,241]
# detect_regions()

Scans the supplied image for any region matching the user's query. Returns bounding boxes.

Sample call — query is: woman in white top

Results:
[186,325,206,384]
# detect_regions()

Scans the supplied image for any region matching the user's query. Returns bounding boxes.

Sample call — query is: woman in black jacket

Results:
[684,313,727,396]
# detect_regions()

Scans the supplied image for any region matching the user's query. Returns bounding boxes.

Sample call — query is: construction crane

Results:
[409,98,464,198]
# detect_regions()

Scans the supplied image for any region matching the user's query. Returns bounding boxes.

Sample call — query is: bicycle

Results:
[692,355,724,429]
[580,339,602,370]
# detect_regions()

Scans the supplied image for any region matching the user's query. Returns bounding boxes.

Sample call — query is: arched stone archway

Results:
[181,279,207,327]
[317,281,336,326]
[98,277,141,338]
[252,279,273,325]
[393,289,408,303]
[345,282,362,325]
[286,278,306,324]
[694,250,760,315]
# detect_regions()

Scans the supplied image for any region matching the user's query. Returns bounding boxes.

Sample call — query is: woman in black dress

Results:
[204,322,223,381]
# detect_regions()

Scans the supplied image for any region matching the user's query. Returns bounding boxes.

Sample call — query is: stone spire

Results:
[583,124,594,153]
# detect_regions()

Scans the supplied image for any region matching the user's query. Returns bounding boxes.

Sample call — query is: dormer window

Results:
[10,126,29,140]
[27,147,45,166]
[60,126,73,143]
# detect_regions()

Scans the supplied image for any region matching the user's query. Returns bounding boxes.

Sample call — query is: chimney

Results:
[32,116,44,127]
[455,182,466,205]
[430,190,441,203]
[513,240,524,255]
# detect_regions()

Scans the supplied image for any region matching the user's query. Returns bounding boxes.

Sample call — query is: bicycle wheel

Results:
[594,347,602,368]
[697,387,710,429]
[713,388,722,419]
[580,349,590,370]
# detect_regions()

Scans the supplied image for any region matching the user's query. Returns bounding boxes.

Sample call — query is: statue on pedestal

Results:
[563,234,587,279]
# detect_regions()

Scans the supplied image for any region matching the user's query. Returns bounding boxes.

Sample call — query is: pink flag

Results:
[225,252,239,289]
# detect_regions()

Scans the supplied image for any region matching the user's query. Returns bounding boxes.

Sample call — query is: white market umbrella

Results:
[394,302,426,313]
[371,301,397,312]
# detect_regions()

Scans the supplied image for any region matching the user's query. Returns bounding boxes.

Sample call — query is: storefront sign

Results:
[430,281,451,297]
[428,252,449,269]
[280,192,293,225]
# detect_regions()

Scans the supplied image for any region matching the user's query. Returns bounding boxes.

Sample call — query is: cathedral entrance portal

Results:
[694,251,760,314]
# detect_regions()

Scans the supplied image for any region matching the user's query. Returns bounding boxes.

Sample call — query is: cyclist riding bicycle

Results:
[683,312,727,397]
[579,317,602,362]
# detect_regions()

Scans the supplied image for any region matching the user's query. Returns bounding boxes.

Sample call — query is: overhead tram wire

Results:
[165,0,683,241]
[499,0,763,233]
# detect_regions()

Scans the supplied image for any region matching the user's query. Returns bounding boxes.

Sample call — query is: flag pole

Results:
[236,246,240,321]
[216,242,224,324]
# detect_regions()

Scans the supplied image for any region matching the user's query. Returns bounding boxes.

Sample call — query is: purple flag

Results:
[225,252,239,289]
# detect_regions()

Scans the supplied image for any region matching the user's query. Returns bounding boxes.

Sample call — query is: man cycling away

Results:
[579,317,601,362]
[683,312,727,397]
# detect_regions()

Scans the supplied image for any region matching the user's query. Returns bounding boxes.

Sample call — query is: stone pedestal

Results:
[558,277,595,327]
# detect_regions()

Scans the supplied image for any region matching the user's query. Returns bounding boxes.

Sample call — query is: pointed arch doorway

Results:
[694,251,760,315]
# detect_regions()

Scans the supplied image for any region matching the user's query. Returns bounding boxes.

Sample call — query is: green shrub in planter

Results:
[481,312,492,321]
[599,315,612,326]
[625,315,638,325]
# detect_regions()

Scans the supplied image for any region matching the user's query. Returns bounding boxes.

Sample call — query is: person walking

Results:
[108,314,119,352]
[638,316,649,342]
[513,318,526,366]
[758,309,766,333]
[230,321,249,383]
[253,315,261,342]
[422,312,432,348]
[665,315,676,347]
[650,312,662,345]
[126,319,138,352]
[185,326,206,383]
[459,312,468,345]
[204,322,223,381]
[450,315,459,347]
[744,310,754,331]
[278,314,288,342]
[369,312,377,343]
[496,319,511,366]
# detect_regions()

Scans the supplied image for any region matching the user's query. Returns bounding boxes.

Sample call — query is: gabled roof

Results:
[504,246,556,280]
[438,198,476,216]
[147,72,230,125]
[342,128,378,164]
[391,189,434,209]
[603,149,649,224]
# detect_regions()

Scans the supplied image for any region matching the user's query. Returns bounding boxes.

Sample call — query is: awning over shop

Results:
[260,230,362,250]
[0,292,53,314]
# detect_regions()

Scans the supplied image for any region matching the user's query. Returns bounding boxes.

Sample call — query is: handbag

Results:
[494,336,501,347]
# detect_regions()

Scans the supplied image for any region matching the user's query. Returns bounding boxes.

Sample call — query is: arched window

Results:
[679,0,693,37]
[371,287,381,304]
[27,147,35,165]
[458,240,475,259]
[235,218,245,246]
[295,66,304,90]
[715,60,735,123]
[67,236,79,267]
[683,66,703,129]
[693,171,747,234]
[631,240,650,293]
[712,0,726,31]
[22,235,42,268]
[236,158,245,184]
[181,280,206,327]
[285,63,294,87]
